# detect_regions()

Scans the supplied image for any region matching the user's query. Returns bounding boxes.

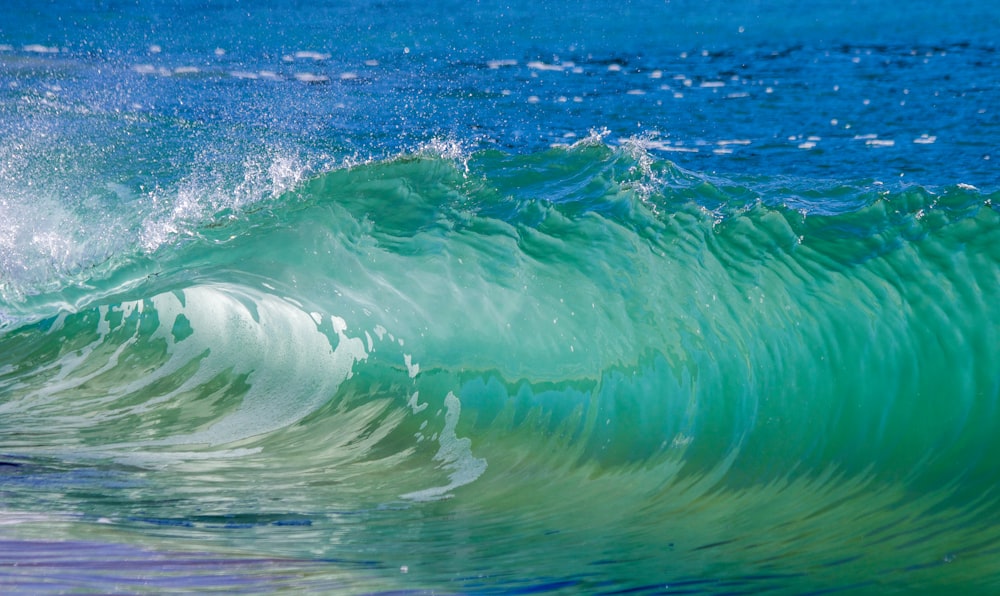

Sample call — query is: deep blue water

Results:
[2,0,998,194]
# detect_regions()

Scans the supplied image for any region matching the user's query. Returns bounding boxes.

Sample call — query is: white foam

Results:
[23,44,58,54]
[637,140,698,154]
[293,51,331,61]
[294,73,329,83]
[132,285,368,449]
[6,284,373,455]
[407,391,428,414]
[527,61,564,72]
[487,59,517,69]
[403,353,419,378]
[401,392,487,501]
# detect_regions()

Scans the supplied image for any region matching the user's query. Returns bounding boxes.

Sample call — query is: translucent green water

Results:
[2,145,999,593]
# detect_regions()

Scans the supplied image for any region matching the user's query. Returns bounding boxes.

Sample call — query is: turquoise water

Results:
[2,1,1000,594]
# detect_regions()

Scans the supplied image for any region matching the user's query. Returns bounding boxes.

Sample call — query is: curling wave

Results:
[2,143,1000,592]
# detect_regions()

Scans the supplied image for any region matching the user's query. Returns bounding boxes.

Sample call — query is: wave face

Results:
[2,143,1000,593]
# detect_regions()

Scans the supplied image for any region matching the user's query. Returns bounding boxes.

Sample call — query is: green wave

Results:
[2,143,999,592]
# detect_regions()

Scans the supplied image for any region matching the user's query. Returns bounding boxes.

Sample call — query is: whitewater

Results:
[2,1,999,593]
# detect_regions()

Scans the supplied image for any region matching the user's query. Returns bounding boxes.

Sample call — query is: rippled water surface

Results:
[2,1,999,594]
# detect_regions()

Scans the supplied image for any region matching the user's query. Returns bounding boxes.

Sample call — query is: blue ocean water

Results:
[1,1,1000,593]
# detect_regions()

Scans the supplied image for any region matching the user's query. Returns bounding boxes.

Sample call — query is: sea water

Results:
[1,1,999,593]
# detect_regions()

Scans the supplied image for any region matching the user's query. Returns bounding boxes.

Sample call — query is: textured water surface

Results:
[1,1,999,594]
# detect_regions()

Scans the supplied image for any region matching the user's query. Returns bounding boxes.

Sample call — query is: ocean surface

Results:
[2,0,999,593]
